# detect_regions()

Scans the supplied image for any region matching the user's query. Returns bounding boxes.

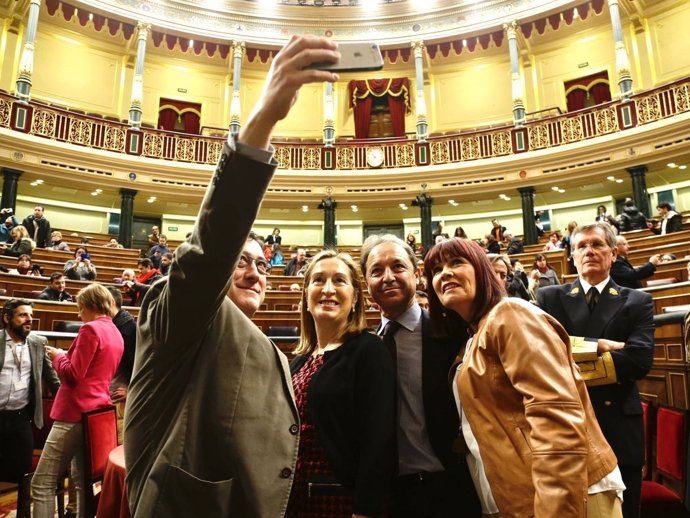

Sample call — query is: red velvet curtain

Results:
[158,98,202,134]
[181,111,200,134]
[158,109,178,131]
[348,78,411,139]
[566,88,587,112]
[387,95,406,137]
[590,82,612,104]
[354,96,373,140]
[564,71,611,112]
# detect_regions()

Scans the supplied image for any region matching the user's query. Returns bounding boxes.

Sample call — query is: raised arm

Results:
[143,35,340,351]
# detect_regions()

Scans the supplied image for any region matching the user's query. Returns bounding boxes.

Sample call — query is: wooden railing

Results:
[1,76,689,171]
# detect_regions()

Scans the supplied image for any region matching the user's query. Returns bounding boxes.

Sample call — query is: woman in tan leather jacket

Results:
[423,238,622,518]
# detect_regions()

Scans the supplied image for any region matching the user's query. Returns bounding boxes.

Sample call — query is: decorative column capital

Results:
[136,22,151,40]
[411,41,425,57]
[29,0,41,7]
[626,165,648,178]
[120,188,138,199]
[232,41,245,60]
[504,20,519,38]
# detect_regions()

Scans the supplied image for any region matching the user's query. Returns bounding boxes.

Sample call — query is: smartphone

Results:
[307,42,384,72]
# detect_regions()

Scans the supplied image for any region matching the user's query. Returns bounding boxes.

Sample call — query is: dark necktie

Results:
[586,288,599,313]
[381,320,401,364]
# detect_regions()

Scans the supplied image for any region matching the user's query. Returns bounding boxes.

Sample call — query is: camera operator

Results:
[63,246,97,281]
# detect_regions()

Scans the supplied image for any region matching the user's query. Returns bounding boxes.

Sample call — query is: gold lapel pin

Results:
[570,287,580,295]
[609,287,619,296]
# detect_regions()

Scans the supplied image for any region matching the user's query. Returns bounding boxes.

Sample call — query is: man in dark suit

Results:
[537,222,654,518]
[361,234,480,518]
[610,235,659,289]
[0,299,60,483]
[21,205,51,248]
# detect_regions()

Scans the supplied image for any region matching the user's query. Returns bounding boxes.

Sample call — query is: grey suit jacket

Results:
[0,329,60,428]
[124,141,299,518]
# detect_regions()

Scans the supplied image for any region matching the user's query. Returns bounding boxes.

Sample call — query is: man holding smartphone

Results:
[124,36,341,518]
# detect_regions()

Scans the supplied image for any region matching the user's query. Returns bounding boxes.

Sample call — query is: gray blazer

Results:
[0,329,60,428]
[124,141,299,518]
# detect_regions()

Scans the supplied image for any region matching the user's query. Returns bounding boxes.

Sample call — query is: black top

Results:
[290,331,396,516]
[38,286,73,302]
[610,256,656,289]
[266,234,282,245]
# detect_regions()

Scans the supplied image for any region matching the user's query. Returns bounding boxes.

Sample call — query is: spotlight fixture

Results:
[558,189,565,193]
[680,165,687,170]
[615,179,624,183]
[302,205,309,212]
[667,162,677,168]
[606,176,615,181]
[551,186,559,191]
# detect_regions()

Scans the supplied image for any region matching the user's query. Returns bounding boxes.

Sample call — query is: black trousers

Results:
[620,464,642,518]
[390,465,481,518]
[0,407,33,483]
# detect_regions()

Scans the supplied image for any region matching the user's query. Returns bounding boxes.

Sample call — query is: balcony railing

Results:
[1,76,689,171]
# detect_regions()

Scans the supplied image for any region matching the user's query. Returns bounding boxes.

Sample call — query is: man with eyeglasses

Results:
[124,36,341,518]
[537,222,654,518]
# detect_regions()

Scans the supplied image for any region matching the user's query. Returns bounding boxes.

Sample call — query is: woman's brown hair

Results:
[424,239,505,335]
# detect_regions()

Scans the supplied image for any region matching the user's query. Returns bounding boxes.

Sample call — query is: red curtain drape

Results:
[564,71,611,112]
[348,78,411,139]
[181,111,200,134]
[566,88,587,112]
[590,82,612,104]
[157,109,178,131]
[158,98,202,134]
[354,97,373,140]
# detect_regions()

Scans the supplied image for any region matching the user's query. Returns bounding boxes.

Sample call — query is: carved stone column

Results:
[627,165,650,218]
[518,186,537,245]
[129,22,151,129]
[119,188,137,248]
[1,168,22,212]
[318,196,337,248]
[412,41,428,142]
[15,0,42,102]
[608,0,633,99]
[412,190,433,250]
[229,41,245,138]
[505,21,526,126]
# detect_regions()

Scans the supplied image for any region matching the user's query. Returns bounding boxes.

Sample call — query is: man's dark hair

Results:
[162,252,173,260]
[248,231,265,247]
[49,272,64,282]
[34,205,44,211]
[3,298,33,324]
[415,290,428,298]
[624,198,635,207]
[17,254,31,263]
[106,286,123,310]
[657,202,672,211]
[158,234,167,240]
[138,258,154,268]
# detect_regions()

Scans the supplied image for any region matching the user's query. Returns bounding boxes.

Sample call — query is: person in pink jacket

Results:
[32,283,124,518]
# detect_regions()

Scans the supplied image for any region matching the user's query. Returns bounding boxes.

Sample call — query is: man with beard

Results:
[0,299,60,484]
[38,272,74,302]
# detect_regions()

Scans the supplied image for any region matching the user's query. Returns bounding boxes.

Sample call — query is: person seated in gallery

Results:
[64,246,97,281]
[48,231,70,252]
[38,272,74,302]
[542,231,562,251]
[0,225,35,257]
[8,254,43,276]
[503,230,524,255]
